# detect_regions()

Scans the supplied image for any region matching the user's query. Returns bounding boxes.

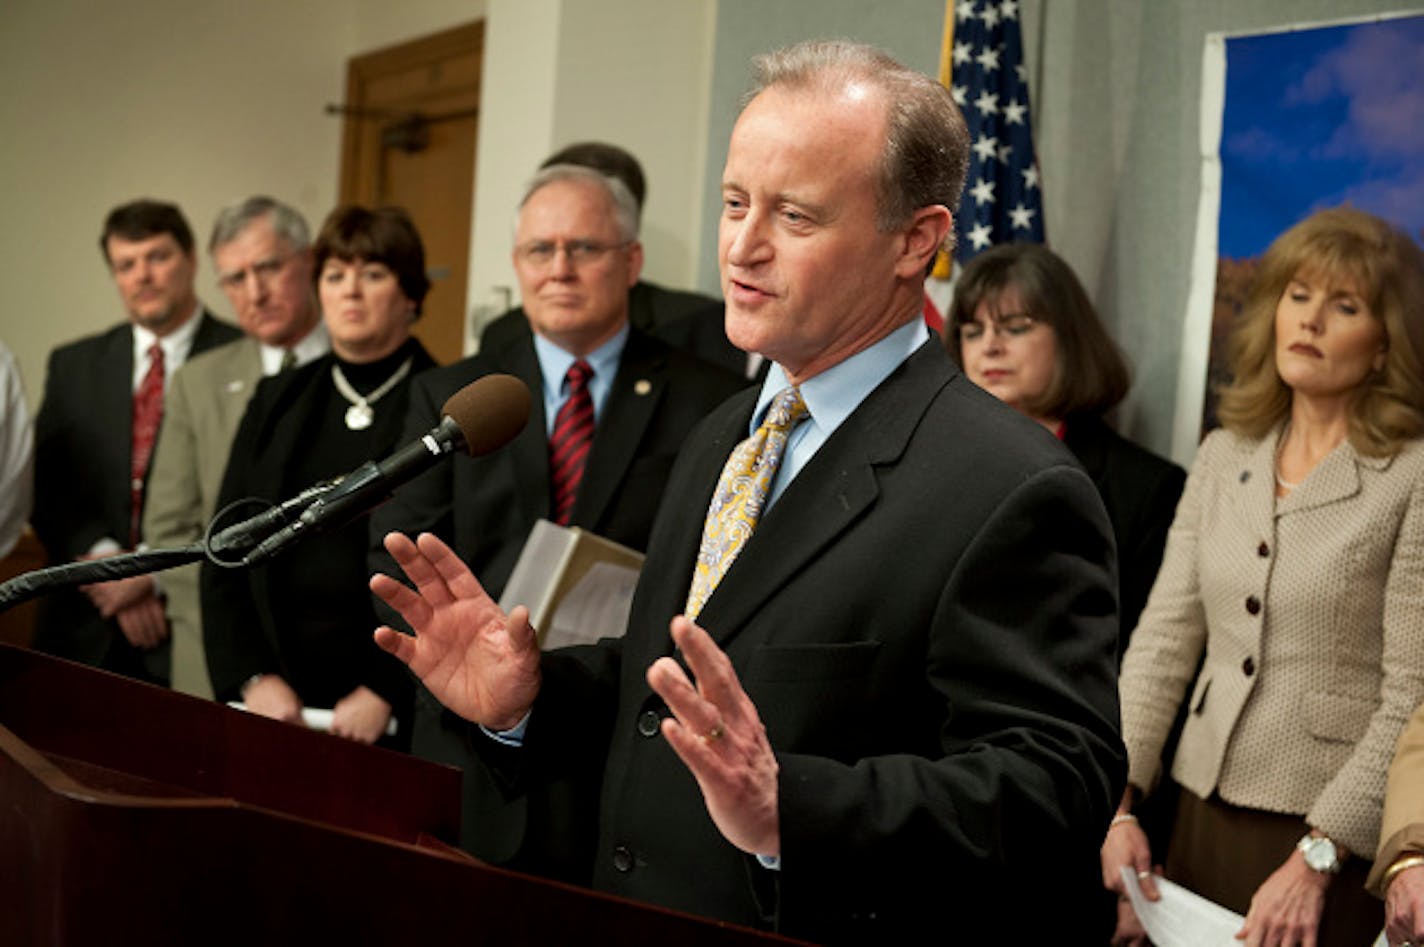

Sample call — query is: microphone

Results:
[234,373,531,565]
[206,478,341,556]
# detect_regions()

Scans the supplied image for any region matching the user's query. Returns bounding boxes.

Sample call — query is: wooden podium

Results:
[0,643,798,945]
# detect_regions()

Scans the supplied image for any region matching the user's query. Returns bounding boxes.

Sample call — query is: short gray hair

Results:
[518,164,640,242]
[209,195,311,255]
[749,40,970,236]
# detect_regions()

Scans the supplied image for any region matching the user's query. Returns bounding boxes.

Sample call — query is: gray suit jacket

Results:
[142,336,265,696]
[1120,426,1424,856]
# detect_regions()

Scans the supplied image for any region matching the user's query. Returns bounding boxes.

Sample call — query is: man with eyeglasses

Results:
[368,163,747,859]
[142,196,328,696]
[32,199,241,685]
[370,41,1122,942]
[480,141,749,377]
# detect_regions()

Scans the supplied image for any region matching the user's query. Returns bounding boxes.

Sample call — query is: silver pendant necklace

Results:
[331,356,413,431]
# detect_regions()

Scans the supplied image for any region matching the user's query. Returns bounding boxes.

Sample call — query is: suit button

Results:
[1257,542,1269,558]
[1242,656,1256,676]
[637,710,661,738]
[612,845,634,873]
[1245,595,1261,615]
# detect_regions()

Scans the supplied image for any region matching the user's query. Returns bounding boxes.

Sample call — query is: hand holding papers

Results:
[227,702,399,737]
[1119,867,1243,946]
[1121,867,1392,947]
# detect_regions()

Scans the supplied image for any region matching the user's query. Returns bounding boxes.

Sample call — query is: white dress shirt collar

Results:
[259,320,331,376]
[130,301,203,390]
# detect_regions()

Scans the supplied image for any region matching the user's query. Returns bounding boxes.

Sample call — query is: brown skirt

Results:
[1165,790,1381,947]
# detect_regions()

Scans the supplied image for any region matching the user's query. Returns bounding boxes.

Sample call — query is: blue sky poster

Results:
[1196,13,1423,435]
[1219,15,1424,257]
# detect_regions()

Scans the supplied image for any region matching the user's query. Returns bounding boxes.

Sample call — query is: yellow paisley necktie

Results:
[685,386,809,620]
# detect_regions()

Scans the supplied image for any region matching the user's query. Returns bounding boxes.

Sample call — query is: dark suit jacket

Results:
[1063,414,1187,914]
[31,311,240,677]
[369,323,748,850]
[469,340,1127,943]
[372,322,749,601]
[202,342,436,714]
[1064,414,1185,653]
[480,280,747,377]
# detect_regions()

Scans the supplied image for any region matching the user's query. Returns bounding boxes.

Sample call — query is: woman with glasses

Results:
[1102,207,1424,946]
[202,205,437,747]
[946,242,1185,647]
[948,243,1188,939]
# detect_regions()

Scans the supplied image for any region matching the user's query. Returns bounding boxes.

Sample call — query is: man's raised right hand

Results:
[370,531,540,731]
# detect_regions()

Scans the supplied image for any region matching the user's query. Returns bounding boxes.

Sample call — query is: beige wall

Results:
[467,0,718,343]
[1,0,478,409]
[3,0,720,399]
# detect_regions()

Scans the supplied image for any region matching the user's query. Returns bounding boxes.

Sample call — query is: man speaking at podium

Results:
[373,41,1125,944]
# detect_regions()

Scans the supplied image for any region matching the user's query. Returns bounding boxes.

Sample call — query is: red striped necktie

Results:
[548,359,594,525]
[130,341,165,545]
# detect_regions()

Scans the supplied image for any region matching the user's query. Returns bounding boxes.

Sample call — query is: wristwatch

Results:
[1296,832,1342,874]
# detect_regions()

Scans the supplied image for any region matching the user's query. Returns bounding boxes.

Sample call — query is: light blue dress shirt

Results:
[755,318,930,508]
[532,324,628,429]
[484,317,932,774]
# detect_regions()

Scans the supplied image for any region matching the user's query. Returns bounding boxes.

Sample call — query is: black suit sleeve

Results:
[1117,463,1186,641]
[200,386,281,700]
[367,374,454,633]
[470,640,624,883]
[32,346,118,559]
[774,463,1124,941]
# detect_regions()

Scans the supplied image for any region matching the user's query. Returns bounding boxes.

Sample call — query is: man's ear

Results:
[895,205,953,279]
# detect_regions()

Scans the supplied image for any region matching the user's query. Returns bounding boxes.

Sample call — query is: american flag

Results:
[948,0,1045,263]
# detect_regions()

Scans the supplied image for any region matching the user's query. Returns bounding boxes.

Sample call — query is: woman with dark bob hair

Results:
[947,242,1185,644]
[1103,207,1424,947]
[202,206,437,747]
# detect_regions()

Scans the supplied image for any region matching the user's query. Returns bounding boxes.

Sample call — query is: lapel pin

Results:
[225,380,246,394]
[634,379,652,396]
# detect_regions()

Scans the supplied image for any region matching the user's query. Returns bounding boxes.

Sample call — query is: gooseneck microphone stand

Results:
[0,493,319,613]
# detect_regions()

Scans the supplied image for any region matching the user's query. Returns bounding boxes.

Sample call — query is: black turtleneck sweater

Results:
[201,336,436,724]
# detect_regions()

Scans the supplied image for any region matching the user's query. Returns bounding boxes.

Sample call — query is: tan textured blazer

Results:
[1119,425,1424,856]
[1368,701,1424,893]
[142,337,264,698]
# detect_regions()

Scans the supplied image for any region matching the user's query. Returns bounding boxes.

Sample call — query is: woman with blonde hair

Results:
[1102,206,1424,946]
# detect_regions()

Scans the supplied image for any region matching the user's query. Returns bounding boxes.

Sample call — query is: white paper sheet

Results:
[227,702,398,737]
[1120,867,1242,947]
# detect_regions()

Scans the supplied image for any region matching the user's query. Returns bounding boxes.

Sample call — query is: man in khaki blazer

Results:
[143,197,327,696]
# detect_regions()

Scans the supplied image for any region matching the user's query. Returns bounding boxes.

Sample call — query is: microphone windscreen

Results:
[442,373,533,457]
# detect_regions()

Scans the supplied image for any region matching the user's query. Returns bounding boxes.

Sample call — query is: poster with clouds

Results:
[1172,11,1423,453]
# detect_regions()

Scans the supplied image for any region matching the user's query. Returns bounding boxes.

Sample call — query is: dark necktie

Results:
[279,348,298,372]
[548,360,594,525]
[130,342,165,545]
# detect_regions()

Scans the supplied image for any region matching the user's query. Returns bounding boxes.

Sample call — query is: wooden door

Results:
[338,22,483,366]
